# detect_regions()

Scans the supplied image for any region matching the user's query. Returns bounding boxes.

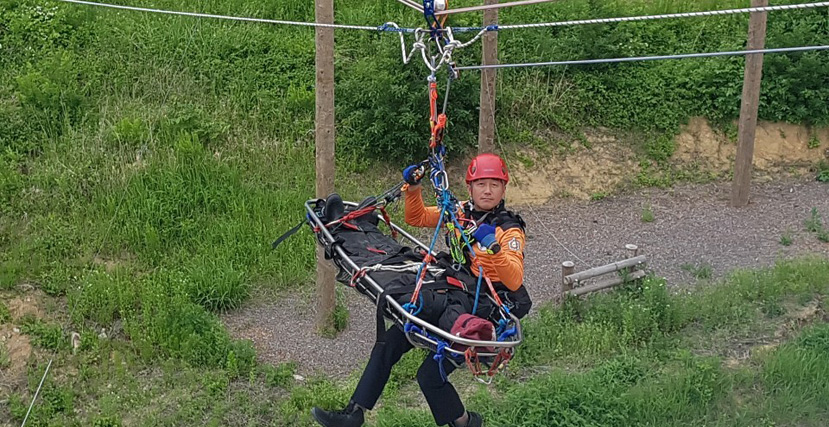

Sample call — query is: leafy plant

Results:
[262,362,298,389]
[780,229,793,246]
[817,161,829,183]
[20,316,65,351]
[0,341,9,370]
[682,263,713,281]
[641,204,655,223]
[807,134,821,149]
[804,208,823,233]
[0,300,10,324]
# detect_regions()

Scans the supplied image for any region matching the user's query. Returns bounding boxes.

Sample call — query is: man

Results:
[311,153,531,427]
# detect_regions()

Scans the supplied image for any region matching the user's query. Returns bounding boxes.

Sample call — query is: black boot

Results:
[311,401,365,427]
[450,411,483,427]
[322,193,345,223]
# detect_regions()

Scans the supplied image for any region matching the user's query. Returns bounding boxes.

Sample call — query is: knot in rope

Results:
[402,296,423,315]
[404,321,422,335]
[434,340,450,382]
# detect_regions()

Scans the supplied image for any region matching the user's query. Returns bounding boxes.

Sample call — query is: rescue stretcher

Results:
[303,194,524,381]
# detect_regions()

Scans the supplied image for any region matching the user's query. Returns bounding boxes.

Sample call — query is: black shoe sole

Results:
[310,407,328,426]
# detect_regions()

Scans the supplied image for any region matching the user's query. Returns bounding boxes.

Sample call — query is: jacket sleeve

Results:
[490,227,525,291]
[404,185,441,228]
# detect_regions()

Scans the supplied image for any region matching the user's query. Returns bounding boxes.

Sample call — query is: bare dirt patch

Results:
[7,295,43,321]
[509,118,829,206]
[509,134,640,205]
[675,117,829,173]
[0,324,33,385]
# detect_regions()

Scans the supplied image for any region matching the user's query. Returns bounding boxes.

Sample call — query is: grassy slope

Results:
[3,258,828,426]
[1,0,829,425]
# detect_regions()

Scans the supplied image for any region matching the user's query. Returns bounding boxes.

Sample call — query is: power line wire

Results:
[57,0,416,32]
[455,45,829,70]
[453,1,829,32]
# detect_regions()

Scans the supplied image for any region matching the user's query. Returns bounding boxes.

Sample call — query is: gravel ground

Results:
[222,178,829,377]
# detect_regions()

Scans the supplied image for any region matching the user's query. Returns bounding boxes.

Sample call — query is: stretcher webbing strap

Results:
[379,206,398,239]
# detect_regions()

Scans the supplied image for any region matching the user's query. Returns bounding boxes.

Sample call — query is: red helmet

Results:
[466,153,509,184]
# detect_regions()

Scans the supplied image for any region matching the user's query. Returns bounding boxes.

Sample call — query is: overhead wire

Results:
[455,45,829,70]
[453,1,829,32]
[57,0,417,32]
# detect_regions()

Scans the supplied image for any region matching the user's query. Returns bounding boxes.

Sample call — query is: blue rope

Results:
[452,25,499,33]
[376,23,418,33]
[404,322,422,335]
[408,197,447,315]
[401,296,423,316]
[498,326,518,341]
[434,340,450,382]
[472,265,483,315]
[496,317,518,341]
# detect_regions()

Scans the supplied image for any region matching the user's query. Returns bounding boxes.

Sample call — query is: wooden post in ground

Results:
[731,0,768,207]
[478,0,499,154]
[315,0,337,334]
[561,261,575,300]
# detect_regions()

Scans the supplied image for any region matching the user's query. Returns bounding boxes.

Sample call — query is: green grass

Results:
[2,0,829,425]
[641,204,655,223]
[0,299,10,324]
[590,191,608,201]
[682,262,714,281]
[817,161,829,183]
[780,229,794,246]
[804,208,829,242]
[5,258,828,426]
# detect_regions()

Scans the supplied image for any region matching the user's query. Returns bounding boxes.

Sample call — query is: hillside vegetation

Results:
[1,0,828,425]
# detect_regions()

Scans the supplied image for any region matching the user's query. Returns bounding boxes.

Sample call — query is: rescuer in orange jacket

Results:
[311,153,530,427]
[404,152,528,295]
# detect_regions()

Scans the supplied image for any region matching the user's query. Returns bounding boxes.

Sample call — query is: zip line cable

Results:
[453,1,829,31]
[58,0,829,72]
[455,45,829,71]
[57,0,416,32]
[61,0,829,36]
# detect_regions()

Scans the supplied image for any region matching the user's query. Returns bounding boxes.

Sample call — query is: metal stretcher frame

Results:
[304,199,524,363]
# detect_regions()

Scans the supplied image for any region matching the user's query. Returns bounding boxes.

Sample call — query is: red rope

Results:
[380,206,398,239]
[487,349,512,377]
[465,348,483,376]
[409,253,435,304]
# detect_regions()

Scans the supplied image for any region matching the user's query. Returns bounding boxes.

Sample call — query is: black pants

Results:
[351,325,463,426]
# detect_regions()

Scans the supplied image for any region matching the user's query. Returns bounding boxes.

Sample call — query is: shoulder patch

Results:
[507,237,522,252]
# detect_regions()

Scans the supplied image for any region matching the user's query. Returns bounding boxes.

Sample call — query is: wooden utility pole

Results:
[315,0,337,333]
[478,0,499,153]
[731,0,768,207]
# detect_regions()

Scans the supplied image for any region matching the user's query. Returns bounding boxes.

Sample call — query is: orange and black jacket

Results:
[404,185,531,318]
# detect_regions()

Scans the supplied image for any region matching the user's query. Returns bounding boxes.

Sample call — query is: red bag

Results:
[450,314,496,351]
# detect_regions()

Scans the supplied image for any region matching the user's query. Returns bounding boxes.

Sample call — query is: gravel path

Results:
[222,178,829,377]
